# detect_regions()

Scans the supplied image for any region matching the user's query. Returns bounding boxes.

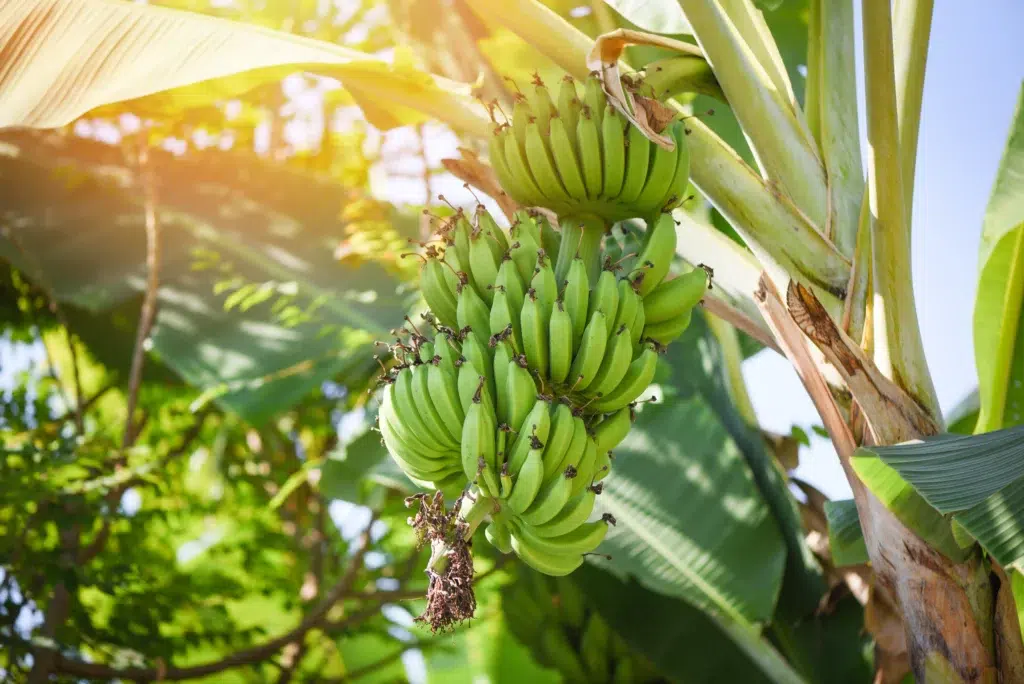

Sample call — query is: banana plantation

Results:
[1,0,1023,682]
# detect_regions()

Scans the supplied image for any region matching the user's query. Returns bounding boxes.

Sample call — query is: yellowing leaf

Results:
[0,0,491,136]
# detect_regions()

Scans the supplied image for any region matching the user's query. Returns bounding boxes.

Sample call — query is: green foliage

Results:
[974,82,1024,434]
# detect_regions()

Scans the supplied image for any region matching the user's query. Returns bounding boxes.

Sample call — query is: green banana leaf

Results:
[854,425,1024,569]
[824,500,870,568]
[974,82,1024,434]
[601,0,691,34]
[0,0,488,135]
[0,130,410,423]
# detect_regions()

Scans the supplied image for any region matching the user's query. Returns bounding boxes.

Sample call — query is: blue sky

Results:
[749,0,1024,498]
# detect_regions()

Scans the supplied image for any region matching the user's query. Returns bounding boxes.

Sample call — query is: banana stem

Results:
[638,55,725,103]
[425,493,494,576]
[557,214,607,285]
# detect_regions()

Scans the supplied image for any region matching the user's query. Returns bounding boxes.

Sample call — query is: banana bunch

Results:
[489,74,690,225]
[502,566,667,683]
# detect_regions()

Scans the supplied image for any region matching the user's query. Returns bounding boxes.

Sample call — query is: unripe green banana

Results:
[380,386,457,478]
[505,359,539,447]
[633,124,680,213]
[525,119,571,204]
[508,229,542,285]
[549,115,588,201]
[617,122,652,204]
[601,105,626,198]
[562,254,590,349]
[569,310,608,392]
[631,214,677,297]
[589,325,632,398]
[457,283,492,349]
[462,389,496,482]
[412,364,460,445]
[530,254,558,320]
[629,294,646,350]
[593,449,612,483]
[532,489,596,538]
[420,258,459,330]
[489,287,521,353]
[577,107,603,198]
[643,266,710,323]
[511,95,532,149]
[529,78,558,135]
[477,206,510,255]
[426,361,465,441]
[516,517,610,558]
[503,123,546,207]
[507,446,544,513]
[458,364,493,416]
[461,333,495,402]
[591,346,659,413]
[488,126,520,202]
[520,290,549,379]
[589,270,620,334]
[552,415,589,477]
[548,301,574,384]
[571,438,599,496]
[508,398,551,473]
[541,403,575,476]
[493,340,515,425]
[540,216,561,265]
[393,370,449,453]
[486,519,513,554]
[659,121,691,212]
[510,524,585,576]
[612,278,640,339]
[592,407,633,455]
[582,76,607,129]
[495,257,526,315]
[521,466,576,526]
[556,76,580,133]
[643,309,692,346]
[469,230,500,303]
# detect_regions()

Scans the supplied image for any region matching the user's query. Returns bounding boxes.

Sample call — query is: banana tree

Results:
[3,0,1023,681]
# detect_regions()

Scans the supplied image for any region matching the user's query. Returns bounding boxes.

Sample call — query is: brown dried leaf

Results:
[784,280,940,443]
[585,28,704,149]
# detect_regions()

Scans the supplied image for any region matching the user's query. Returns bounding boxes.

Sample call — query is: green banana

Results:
[617,122,652,204]
[541,402,575,477]
[412,364,460,445]
[582,75,607,129]
[521,467,575,526]
[469,230,499,303]
[591,347,659,412]
[556,76,580,134]
[644,310,692,346]
[601,105,626,198]
[631,213,677,297]
[508,398,551,473]
[520,290,550,380]
[457,282,492,349]
[495,257,526,315]
[633,124,680,212]
[507,446,544,513]
[489,287,521,353]
[571,438,599,496]
[589,270,619,334]
[533,489,597,538]
[504,124,546,207]
[568,310,608,392]
[510,524,585,576]
[392,370,448,453]
[553,415,589,477]
[505,359,539,444]
[592,407,632,455]
[530,79,558,135]
[563,254,590,349]
[486,519,513,554]
[477,206,510,254]
[493,340,515,424]
[511,95,532,149]
[426,361,465,441]
[461,390,496,482]
[548,301,574,385]
[612,278,639,338]
[516,518,609,557]
[643,266,709,323]
[525,119,571,203]
[530,254,558,320]
[577,107,603,198]
[587,325,632,399]
[549,116,588,200]
[508,229,542,285]
[420,258,459,330]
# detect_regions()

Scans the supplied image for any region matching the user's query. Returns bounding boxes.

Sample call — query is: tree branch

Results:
[44,510,380,681]
[123,136,162,450]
